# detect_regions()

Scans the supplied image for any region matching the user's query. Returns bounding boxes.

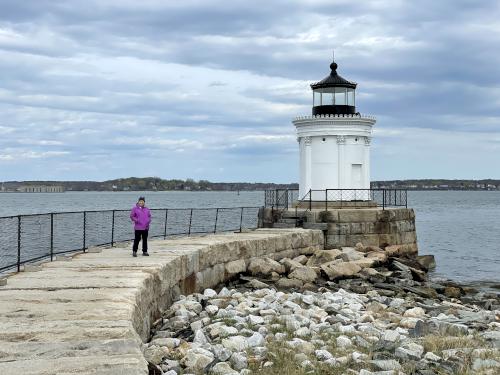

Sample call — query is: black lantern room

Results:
[311,58,357,116]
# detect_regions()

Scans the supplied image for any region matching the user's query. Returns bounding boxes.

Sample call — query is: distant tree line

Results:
[2,178,499,192]
[1,177,298,192]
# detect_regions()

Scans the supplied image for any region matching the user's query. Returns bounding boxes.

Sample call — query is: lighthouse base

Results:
[260,206,418,256]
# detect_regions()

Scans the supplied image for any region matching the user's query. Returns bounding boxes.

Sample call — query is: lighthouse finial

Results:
[330,50,338,73]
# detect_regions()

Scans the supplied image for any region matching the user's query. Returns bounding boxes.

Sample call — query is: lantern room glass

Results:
[313,87,354,106]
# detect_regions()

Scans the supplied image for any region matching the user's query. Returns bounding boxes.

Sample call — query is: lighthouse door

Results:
[351,164,363,189]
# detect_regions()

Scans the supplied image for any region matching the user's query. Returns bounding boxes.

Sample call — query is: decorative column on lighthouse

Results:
[293,55,376,201]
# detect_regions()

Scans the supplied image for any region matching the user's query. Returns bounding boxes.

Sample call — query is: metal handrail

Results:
[0,206,262,273]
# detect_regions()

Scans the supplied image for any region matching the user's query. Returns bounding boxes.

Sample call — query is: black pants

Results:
[133,230,148,253]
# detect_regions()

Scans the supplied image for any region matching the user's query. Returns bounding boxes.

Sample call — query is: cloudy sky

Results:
[1,0,499,183]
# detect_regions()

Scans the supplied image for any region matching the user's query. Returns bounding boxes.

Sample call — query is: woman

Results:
[129,196,151,257]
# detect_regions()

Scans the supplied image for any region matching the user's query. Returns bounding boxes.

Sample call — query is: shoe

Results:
[132,252,137,257]
[142,252,149,256]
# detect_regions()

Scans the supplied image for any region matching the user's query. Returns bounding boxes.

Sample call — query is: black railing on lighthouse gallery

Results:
[0,206,261,273]
[264,188,408,210]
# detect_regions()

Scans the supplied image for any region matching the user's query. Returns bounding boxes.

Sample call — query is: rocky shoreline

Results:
[143,243,500,375]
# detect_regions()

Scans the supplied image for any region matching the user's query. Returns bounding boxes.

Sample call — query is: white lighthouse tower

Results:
[293,55,376,201]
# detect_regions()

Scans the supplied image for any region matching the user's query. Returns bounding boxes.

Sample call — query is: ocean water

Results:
[0,190,499,283]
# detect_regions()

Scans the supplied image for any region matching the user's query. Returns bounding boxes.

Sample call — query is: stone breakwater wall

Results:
[0,228,322,375]
[263,207,418,256]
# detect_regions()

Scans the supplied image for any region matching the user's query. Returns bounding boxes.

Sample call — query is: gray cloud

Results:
[0,0,499,181]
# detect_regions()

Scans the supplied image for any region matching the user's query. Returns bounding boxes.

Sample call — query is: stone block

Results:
[325,234,347,249]
[86,248,102,253]
[225,259,246,276]
[350,222,367,235]
[378,233,400,247]
[56,255,72,261]
[0,278,7,286]
[317,210,339,223]
[311,230,324,246]
[303,222,328,230]
[346,234,379,247]
[375,221,391,234]
[24,264,42,272]
[298,246,320,255]
[338,209,378,223]
[401,231,417,244]
[327,223,350,235]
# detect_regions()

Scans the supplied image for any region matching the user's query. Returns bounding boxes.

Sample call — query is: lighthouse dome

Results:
[311,58,357,115]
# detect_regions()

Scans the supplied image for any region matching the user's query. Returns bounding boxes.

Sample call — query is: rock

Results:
[225,259,247,276]
[395,342,424,360]
[150,338,180,349]
[206,305,219,315]
[403,307,425,318]
[210,362,239,375]
[424,352,442,362]
[306,249,342,266]
[321,261,362,280]
[230,352,248,370]
[385,245,402,256]
[182,347,215,372]
[355,242,365,252]
[365,251,388,265]
[480,330,500,347]
[295,353,308,362]
[280,258,303,272]
[315,349,333,361]
[246,279,270,289]
[276,278,303,289]
[444,286,462,298]
[302,294,315,305]
[340,247,365,261]
[370,359,402,371]
[293,255,308,265]
[382,330,400,343]
[163,371,177,375]
[248,257,285,276]
[222,336,249,352]
[286,338,314,353]
[204,288,218,298]
[193,330,208,345]
[218,287,231,297]
[336,335,353,348]
[416,254,436,270]
[144,345,168,365]
[352,258,377,269]
[472,358,500,371]
[289,266,318,283]
[247,332,265,347]
[248,315,265,326]
[212,344,232,362]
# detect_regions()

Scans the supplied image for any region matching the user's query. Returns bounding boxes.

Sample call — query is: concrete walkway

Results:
[0,228,321,375]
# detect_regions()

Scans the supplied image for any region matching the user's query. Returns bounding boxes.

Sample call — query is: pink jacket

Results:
[130,204,151,230]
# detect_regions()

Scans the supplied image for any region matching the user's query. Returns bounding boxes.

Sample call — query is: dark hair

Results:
[138,196,145,202]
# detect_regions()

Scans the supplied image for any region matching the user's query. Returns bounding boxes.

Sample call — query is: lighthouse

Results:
[293,55,376,201]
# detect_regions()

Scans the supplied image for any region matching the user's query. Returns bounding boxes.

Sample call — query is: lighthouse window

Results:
[347,89,355,106]
[334,88,346,105]
[313,91,321,106]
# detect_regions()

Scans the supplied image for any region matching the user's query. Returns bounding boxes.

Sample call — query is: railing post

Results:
[17,215,21,272]
[340,190,343,208]
[50,213,54,261]
[309,189,312,210]
[383,189,386,210]
[111,210,115,247]
[188,209,193,235]
[239,207,244,232]
[164,209,168,239]
[83,211,86,252]
[325,189,328,211]
[214,208,219,233]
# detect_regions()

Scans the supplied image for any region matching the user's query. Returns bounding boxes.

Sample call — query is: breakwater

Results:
[0,228,322,374]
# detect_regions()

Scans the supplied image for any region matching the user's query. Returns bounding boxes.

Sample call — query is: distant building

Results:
[19,185,64,193]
